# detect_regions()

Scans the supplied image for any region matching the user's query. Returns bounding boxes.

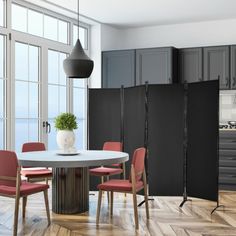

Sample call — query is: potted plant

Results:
[55,113,78,152]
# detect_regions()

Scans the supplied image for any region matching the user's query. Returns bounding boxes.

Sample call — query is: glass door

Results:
[14,42,41,151]
[47,49,68,149]
[0,34,6,149]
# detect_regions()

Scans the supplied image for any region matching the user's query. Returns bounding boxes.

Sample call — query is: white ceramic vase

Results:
[56,130,76,152]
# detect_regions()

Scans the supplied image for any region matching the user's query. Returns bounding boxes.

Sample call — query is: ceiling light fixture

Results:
[63,0,94,78]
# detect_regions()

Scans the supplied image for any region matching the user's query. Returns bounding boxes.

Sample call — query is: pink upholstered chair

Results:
[89,142,125,183]
[0,150,50,236]
[96,147,149,230]
[21,142,52,184]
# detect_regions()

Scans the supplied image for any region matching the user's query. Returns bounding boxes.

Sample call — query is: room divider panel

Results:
[187,81,219,201]
[148,85,184,196]
[88,81,219,205]
[123,86,146,172]
[88,88,121,190]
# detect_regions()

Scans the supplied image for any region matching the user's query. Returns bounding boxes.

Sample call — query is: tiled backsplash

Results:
[220,90,236,123]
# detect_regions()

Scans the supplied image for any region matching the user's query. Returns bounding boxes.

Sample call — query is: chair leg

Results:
[132,192,139,230]
[144,185,150,219]
[96,190,102,225]
[13,195,20,236]
[107,176,110,203]
[43,190,51,225]
[46,178,48,185]
[22,196,27,219]
[110,191,113,217]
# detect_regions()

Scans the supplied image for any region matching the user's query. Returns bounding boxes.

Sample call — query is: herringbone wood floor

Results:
[0,182,236,235]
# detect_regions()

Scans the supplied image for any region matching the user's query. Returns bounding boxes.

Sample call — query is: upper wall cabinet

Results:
[203,46,230,89]
[102,50,135,88]
[231,46,236,89]
[179,48,203,83]
[135,47,178,85]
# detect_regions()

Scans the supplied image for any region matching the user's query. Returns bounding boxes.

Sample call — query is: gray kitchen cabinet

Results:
[135,47,178,85]
[179,48,203,83]
[231,45,236,89]
[102,50,135,88]
[219,131,236,190]
[203,46,230,89]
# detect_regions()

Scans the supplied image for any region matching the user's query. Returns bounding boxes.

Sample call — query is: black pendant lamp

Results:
[63,0,94,78]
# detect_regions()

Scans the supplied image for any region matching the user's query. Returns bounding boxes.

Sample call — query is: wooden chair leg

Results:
[144,185,150,219]
[132,191,139,230]
[22,196,27,219]
[143,167,149,219]
[107,176,110,203]
[13,195,20,236]
[96,190,102,225]
[110,191,113,218]
[43,190,51,225]
[123,163,127,198]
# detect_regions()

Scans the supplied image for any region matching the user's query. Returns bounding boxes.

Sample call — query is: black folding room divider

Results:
[187,81,219,202]
[148,85,184,196]
[123,86,146,173]
[88,80,219,206]
[88,88,122,190]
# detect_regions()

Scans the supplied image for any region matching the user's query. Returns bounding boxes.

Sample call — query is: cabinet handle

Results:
[225,77,229,87]
[169,78,172,83]
[233,77,236,87]
[225,174,236,178]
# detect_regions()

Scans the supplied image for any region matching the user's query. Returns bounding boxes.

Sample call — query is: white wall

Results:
[102,18,236,50]
[90,24,123,88]
[90,24,102,88]
[101,24,123,51]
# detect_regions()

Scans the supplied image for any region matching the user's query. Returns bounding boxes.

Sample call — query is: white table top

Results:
[17,150,129,168]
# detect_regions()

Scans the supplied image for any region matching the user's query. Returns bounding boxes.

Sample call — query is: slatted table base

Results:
[52,167,89,214]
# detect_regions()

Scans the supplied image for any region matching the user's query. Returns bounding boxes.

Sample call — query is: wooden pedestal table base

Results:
[52,167,89,214]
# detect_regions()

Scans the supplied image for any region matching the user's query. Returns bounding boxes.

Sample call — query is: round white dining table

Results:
[17,150,129,214]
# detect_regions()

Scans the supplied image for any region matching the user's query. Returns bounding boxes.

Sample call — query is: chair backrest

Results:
[103,142,122,152]
[103,142,123,168]
[22,142,46,152]
[130,147,146,182]
[0,150,19,187]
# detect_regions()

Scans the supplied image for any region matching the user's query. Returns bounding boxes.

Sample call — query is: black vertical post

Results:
[120,85,125,179]
[144,82,149,177]
[211,81,224,214]
[138,81,154,207]
[179,82,191,207]
[120,85,124,151]
[87,84,89,150]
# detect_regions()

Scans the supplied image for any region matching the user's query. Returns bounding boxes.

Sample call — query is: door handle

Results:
[43,121,51,134]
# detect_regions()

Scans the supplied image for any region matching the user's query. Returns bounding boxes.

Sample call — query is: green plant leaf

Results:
[54,113,78,131]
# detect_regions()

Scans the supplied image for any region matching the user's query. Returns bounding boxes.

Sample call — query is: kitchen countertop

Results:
[219,129,236,131]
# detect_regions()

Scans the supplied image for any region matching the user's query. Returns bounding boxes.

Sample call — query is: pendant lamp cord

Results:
[78,0,80,38]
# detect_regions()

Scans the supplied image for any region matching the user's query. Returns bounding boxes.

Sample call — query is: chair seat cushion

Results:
[98,179,144,192]
[111,163,121,167]
[21,168,52,178]
[89,167,123,176]
[0,181,49,196]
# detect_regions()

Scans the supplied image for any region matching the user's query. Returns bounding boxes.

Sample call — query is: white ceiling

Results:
[45,0,236,28]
